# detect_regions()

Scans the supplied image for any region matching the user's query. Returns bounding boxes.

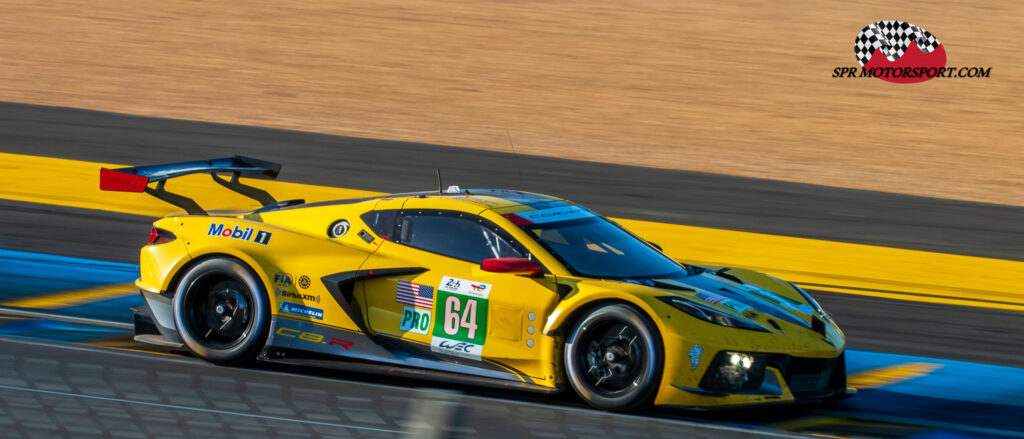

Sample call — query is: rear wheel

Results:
[564,304,662,411]
[172,257,270,364]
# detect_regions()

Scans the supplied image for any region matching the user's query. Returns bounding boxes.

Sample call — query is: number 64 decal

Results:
[433,291,488,345]
[443,296,479,339]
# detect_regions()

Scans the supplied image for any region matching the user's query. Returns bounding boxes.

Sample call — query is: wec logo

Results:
[438,340,474,353]
[430,336,482,360]
[208,223,272,245]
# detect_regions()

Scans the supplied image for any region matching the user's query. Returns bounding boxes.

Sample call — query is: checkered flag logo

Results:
[854,20,941,66]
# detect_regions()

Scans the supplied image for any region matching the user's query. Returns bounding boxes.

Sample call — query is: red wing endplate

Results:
[99,156,282,215]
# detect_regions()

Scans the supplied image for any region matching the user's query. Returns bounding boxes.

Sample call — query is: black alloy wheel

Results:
[183,278,253,348]
[173,257,270,364]
[564,304,662,411]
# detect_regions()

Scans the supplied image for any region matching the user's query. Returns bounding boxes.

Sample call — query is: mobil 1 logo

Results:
[431,276,492,360]
[208,223,273,245]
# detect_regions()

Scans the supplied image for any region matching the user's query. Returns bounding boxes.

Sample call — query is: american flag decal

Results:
[396,280,434,309]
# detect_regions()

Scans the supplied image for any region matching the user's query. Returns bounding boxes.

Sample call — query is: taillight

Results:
[147,227,176,245]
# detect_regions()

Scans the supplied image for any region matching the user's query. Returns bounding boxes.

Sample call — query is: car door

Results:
[358,208,561,379]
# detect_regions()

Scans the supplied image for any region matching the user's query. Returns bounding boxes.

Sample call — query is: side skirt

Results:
[262,316,561,393]
[262,347,562,394]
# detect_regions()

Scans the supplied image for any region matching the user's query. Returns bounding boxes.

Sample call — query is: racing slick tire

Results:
[564,303,663,411]
[172,257,270,365]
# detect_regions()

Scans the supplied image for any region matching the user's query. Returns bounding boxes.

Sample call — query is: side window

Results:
[395,212,523,263]
[361,210,397,240]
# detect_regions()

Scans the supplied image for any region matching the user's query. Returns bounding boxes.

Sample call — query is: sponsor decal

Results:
[832,20,991,83]
[396,280,434,309]
[737,285,814,314]
[688,344,703,371]
[328,220,350,238]
[511,205,595,225]
[431,337,482,360]
[431,276,491,358]
[441,276,491,298]
[276,288,320,304]
[697,292,726,304]
[273,272,293,288]
[280,302,324,320]
[208,223,272,245]
[275,327,352,350]
[696,292,751,314]
[399,306,431,335]
[297,275,311,290]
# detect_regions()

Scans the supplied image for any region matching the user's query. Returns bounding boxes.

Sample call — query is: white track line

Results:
[0,306,134,330]
[0,383,407,435]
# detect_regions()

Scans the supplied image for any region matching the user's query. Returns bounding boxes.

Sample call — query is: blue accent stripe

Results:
[848,350,1024,408]
[0,249,139,300]
[0,320,129,343]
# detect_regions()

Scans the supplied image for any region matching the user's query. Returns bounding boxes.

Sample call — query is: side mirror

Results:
[481,258,542,276]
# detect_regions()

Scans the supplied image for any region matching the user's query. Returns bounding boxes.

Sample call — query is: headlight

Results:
[657,296,768,332]
[702,351,768,392]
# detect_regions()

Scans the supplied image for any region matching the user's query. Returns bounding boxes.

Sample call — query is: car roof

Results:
[286,188,574,213]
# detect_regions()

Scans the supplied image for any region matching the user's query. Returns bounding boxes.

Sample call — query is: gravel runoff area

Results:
[0,1,1020,205]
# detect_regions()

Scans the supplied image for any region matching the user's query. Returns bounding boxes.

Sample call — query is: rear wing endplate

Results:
[100,156,282,215]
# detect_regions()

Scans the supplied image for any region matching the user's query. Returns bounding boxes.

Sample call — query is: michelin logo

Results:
[280,302,324,320]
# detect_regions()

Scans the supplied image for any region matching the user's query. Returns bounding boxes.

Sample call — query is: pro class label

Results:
[399,306,431,335]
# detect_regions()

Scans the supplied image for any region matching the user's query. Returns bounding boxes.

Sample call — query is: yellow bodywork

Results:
[138,192,846,408]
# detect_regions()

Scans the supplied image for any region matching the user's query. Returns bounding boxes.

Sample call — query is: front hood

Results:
[616,267,832,334]
[668,270,817,328]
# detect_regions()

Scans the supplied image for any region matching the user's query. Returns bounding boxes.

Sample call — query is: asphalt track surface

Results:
[1,102,1023,437]
[3,336,779,438]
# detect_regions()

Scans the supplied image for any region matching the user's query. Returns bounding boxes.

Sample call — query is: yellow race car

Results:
[101,156,852,411]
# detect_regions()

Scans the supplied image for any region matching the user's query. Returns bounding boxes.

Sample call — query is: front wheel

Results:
[172,257,270,365]
[564,303,663,411]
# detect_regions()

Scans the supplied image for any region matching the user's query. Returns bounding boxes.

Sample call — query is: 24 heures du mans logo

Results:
[833,20,990,83]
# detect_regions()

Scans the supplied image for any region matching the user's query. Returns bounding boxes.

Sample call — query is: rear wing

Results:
[100,156,283,215]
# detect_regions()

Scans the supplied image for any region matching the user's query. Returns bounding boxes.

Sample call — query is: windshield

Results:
[517,214,686,278]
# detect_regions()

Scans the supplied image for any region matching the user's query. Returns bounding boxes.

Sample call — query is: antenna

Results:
[505,130,525,189]
[436,167,443,194]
